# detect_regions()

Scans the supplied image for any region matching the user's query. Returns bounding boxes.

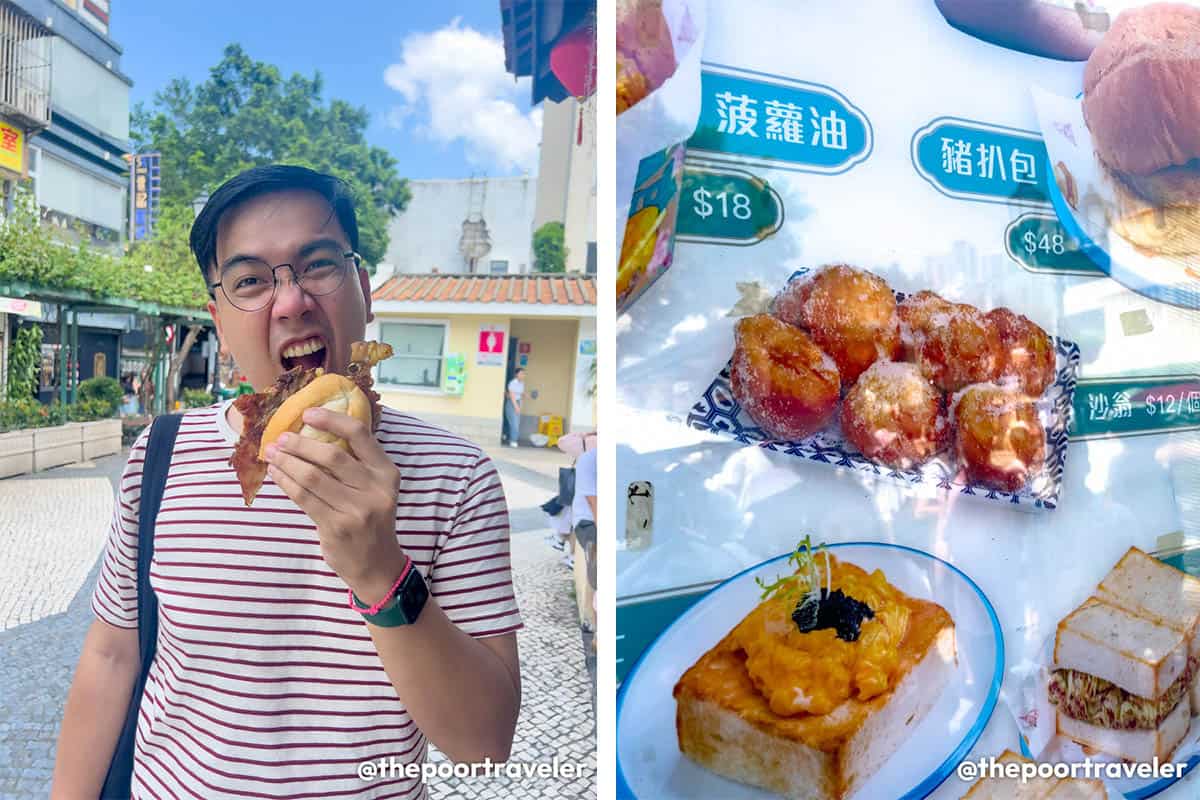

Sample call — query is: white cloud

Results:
[384,19,543,174]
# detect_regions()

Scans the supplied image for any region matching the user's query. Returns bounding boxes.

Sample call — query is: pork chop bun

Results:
[258,372,371,459]
[1083,3,1200,255]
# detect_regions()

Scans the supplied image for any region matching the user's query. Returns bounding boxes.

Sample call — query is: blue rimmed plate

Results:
[687,269,1081,512]
[616,541,1004,800]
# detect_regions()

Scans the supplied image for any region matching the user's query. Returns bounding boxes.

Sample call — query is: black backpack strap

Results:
[100,412,183,799]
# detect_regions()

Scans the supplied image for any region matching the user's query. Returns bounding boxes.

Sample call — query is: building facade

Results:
[382,176,537,276]
[533,96,596,275]
[369,273,596,446]
[1,0,140,403]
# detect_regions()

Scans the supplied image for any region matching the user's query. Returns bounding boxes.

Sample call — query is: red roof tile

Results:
[373,273,596,307]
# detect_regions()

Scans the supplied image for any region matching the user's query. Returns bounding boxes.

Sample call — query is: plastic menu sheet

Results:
[615,1,1200,798]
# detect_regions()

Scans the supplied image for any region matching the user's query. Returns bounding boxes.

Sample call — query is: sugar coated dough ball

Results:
[899,293,1002,392]
[952,383,1046,493]
[730,313,841,440]
[987,307,1056,397]
[772,264,900,384]
[840,361,949,470]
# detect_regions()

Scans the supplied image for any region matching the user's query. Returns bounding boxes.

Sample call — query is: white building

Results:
[382,175,537,276]
[534,97,596,274]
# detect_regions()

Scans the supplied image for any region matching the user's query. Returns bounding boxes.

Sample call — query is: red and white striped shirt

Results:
[92,402,522,799]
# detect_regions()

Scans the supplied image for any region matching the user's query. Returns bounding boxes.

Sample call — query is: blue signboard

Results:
[131,152,161,241]
[688,63,873,175]
[911,118,1050,207]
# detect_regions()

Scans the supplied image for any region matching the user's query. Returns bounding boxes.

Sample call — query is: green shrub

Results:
[68,398,115,422]
[78,376,124,415]
[0,397,118,431]
[0,397,42,431]
[6,325,42,401]
[44,401,68,427]
[182,388,216,408]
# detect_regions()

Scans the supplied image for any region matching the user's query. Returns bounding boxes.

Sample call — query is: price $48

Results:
[1023,231,1066,256]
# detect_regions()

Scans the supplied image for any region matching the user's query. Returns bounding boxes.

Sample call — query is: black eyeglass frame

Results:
[207,251,361,310]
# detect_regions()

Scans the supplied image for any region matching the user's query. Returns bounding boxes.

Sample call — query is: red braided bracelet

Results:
[348,556,413,616]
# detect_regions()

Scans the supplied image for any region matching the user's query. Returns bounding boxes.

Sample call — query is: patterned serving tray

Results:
[686,271,1082,512]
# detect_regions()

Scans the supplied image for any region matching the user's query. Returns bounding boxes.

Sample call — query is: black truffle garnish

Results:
[792,588,875,642]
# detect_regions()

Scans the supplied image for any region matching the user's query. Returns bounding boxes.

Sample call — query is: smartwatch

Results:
[351,564,429,627]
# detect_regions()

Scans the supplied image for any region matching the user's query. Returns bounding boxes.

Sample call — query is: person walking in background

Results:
[505,367,526,448]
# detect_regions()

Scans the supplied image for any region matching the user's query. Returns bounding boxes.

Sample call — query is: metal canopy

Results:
[0,281,213,324]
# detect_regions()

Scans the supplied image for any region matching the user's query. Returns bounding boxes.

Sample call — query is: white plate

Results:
[616,541,1004,800]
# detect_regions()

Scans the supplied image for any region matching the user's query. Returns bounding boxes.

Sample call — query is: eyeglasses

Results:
[209,250,359,312]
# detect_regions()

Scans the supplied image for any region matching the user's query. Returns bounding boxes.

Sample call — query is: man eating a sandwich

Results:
[51,165,522,799]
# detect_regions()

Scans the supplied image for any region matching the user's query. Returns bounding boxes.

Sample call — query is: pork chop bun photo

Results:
[1083,2,1200,256]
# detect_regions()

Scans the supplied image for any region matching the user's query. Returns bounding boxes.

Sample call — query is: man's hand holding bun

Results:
[263,406,407,604]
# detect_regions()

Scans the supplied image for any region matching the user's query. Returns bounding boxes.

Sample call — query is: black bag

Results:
[99,412,182,799]
[557,467,576,507]
[556,436,590,508]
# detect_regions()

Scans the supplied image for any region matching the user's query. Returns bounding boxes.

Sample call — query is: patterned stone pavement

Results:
[0,444,594,799]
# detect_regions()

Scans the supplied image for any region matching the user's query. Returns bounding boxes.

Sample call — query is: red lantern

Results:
[550,24,596,99]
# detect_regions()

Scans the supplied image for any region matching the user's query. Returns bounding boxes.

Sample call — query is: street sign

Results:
[0,296,42,318]
[0,120,24,176]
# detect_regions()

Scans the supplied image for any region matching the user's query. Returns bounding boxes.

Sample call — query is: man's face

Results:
[205,189,374,391]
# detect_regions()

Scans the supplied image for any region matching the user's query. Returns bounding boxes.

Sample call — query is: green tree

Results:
[133,44,411,269]
[0,187,207,309]
[6,324,42,401]
[533,221,567,273]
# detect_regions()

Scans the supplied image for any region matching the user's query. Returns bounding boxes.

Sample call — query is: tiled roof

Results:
[372,273,596,306]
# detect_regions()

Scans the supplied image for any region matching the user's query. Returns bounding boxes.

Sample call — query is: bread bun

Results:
[1083,3,1200,177]
[258,373,371,459]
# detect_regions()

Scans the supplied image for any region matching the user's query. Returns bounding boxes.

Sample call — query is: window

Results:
[586,242,597,274]
[489,259,509,275]
[378,322,445,389]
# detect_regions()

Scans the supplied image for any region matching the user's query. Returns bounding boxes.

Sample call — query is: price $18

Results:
[694,188,752,221]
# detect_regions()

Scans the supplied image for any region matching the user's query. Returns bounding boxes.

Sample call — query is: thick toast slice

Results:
[674,561,955,799]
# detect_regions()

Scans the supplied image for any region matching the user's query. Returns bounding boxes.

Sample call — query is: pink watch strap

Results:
[348,557,413,616]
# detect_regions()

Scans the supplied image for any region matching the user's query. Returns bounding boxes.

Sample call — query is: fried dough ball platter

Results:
[898,292,1002,393]
[840,361,950,470]
[729,314,841,440]
[772,264,901,384]
[987,307,1056,397]
[952,383,1046,493]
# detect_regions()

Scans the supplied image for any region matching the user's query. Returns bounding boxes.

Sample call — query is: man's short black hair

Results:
[190,164,360,290]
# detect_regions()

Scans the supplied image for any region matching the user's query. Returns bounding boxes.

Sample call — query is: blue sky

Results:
[109,1,542,179]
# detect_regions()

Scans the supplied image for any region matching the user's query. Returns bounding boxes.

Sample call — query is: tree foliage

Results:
[533,221,568,273]
[6,324,42,401]
[0,188,208,309]
[133,44,411,268]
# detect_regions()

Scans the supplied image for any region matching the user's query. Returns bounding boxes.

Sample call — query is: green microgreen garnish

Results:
[754,535,827,606]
